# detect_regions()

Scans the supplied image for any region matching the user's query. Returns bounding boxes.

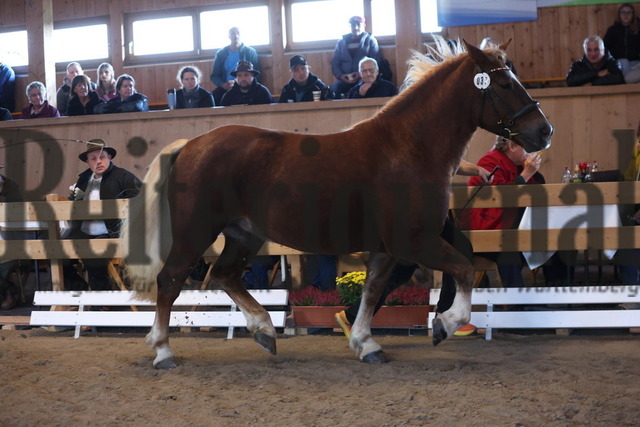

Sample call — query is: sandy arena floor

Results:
[1,328,639,426]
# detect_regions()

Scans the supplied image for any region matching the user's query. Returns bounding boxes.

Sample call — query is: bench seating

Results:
[30,289,288,339]
[428,286,640,340]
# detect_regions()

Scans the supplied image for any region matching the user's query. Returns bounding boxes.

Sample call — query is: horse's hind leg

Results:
[426,238,474,346]
[213,222,278,354]
[350,251,397,363]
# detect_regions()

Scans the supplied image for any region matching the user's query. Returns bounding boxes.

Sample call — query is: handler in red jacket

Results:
[461,137,544,287]
[467,137,543,230]
[462,137,577,286]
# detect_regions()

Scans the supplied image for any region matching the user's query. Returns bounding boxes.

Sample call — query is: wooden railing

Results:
[0,181,638,291]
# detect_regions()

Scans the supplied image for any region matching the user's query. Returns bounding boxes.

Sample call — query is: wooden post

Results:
[44,194,64,292]
[394,0,421,81]
[25,0,56,104]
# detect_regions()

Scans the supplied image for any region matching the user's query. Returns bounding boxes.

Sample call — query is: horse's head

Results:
[464,39,553,153]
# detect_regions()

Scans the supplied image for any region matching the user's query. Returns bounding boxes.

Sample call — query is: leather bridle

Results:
[478,66,541,140]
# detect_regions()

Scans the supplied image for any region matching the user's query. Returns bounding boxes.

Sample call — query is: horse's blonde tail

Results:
[120,139,190,300]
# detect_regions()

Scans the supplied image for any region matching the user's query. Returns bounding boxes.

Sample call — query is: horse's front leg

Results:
[350,251,397,363]
[146,250,195,370]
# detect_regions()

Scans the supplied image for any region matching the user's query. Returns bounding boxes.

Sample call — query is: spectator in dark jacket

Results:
[0,108,11,121]
[566,35,625,86]
[604,3,640,83]
[67,75,104,116]
[63,139,142,290]
[220,61,273,106]
[348,57,398,99]
[330,16,382,98]
[175,65,214,109]
[210,27,260,105]
[56,62,97,115]
[279,55,333,103]
[0,62,15,112]
[94,74,148,114]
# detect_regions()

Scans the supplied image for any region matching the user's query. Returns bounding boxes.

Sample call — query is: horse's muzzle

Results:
[515,121,553,152]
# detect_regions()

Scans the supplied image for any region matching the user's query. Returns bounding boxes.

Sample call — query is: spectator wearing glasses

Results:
[348,57,397,99]
[20,81,60,119]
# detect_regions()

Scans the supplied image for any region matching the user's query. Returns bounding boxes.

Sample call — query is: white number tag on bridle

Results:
[473,72,490,89]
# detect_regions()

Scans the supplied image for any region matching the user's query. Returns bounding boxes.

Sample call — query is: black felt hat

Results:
[230,61,260,77]
[79,139,117,162]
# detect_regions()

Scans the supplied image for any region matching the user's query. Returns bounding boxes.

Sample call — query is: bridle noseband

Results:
[478,66,540,140]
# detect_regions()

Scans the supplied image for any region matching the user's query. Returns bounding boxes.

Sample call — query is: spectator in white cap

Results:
[279,55,333,103]
[330,15,384,98]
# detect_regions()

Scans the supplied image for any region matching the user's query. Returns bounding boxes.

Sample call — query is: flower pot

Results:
[292,306,347,328]
[292,305,432,328]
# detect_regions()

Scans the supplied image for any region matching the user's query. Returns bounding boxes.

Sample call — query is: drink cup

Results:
[312,91,321,102]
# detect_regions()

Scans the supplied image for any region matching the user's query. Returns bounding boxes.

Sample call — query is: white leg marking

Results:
[153,343,175,367]
[440,288,472,335]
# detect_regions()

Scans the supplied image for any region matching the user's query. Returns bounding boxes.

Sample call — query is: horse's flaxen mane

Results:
[402,36,466,90]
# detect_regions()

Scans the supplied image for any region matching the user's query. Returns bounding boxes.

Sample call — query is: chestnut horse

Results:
[122,38,552,369]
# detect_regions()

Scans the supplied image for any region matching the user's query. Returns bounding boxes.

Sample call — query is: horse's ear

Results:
[463,39,491,69]
[499,38,512,51]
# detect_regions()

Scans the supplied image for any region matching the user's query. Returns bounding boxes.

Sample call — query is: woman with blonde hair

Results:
[96,62,117,101]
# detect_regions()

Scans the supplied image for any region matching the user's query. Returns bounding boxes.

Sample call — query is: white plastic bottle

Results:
[561,166,572,183]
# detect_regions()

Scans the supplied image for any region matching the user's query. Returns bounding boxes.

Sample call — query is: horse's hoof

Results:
[254,332,277,355]
[154,357,178,370]
[432,317,448,346]
[361,350,388,364]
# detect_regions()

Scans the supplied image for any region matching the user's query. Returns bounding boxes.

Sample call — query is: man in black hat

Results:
[63,139,142,291]
[210,27,260,106]
[219,61,273,106]
[279,55,334,103]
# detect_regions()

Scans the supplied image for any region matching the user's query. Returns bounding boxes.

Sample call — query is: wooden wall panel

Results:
[0,0,25,26]
[3,1,634,113]
[446,3,622,81]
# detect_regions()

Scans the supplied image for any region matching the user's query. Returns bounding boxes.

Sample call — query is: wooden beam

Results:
[25,0,56,103]
[0,182,636,222]
[450,181,640,208]
[465,226,640,252]
[0,199,127,221]
[0,225,638,260]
